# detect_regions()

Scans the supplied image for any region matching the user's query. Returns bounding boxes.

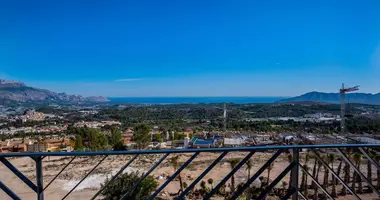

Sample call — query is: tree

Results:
[375,155,380,190]
[300,153,310,197]
[327,154,337,197]
[335,158,343,193]
[313,159,322,200]
[153,133,163,142]
[133,123,150,149]
[101,171,158,200]
[342,149,352,195]
[353,153,363,194]
[266,162,274,187]
[74,135,84,151]
[109,127,122,146]
[207,178,214,190]
[245,159,253,182]
[228,158,240,192]
[367,151,373,193]
[113,141,127,151]
[287,153,293,190]
[311,156,318,199]
[69,127,108,150]
[169,155,184,193]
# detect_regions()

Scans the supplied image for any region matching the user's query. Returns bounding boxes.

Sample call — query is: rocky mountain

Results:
[280,91,380,105]
[0,79,108,104]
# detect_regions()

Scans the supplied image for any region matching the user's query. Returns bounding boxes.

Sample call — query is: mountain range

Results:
[0,79,108,104]
[280,91,380,105]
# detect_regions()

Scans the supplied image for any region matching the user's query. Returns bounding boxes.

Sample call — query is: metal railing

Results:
[1,144,380,200]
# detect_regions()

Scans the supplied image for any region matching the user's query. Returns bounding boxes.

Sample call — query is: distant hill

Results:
[0,79,108,104]
[280,91,380,105]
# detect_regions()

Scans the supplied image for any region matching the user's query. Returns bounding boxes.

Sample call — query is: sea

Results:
[107,97,286,104]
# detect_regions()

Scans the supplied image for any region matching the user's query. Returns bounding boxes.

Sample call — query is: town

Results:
[1,102,380,154]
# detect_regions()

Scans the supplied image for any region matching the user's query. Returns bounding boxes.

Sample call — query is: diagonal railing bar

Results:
[203,151,256,200]
[62,155,108,200]
[297,191,307,200]
[299,164,335,200]
[43,156,77,191]
[311,149,361,200]
[119,153,168,200]
[256,162,296,200]
[91,155,139,200]
[176,151,228,200]
[0,180,21,200]
[230,149,283,199]
[0,157,37,192]
[358,147,380,172]
[148,152,200,200]
[337,148,380,197]
[281,187,296,200]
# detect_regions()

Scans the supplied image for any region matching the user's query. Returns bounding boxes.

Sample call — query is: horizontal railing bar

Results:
[2,144,380,157]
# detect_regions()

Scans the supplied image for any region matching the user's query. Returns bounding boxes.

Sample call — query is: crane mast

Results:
[339,83,359,134]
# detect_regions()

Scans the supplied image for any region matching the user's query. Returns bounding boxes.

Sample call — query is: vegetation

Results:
[227,158,241,192]
[101,171,158,200]
[74,135,84,151]
[245,159,253,182]
[67,127,108,150]
[133,123,150,149]
[169,155,184,193]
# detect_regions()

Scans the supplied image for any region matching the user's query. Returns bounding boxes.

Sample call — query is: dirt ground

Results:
[0,151,378,199]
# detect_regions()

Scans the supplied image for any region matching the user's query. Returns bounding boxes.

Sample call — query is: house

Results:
[122,129,134,144]
[27,143,48,152]
[1,140,28,152]
[44,138,72,152]
[223,138,244,147]
[192,138,216,148]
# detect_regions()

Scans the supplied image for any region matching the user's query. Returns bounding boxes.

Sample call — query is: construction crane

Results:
[340,83,359,134]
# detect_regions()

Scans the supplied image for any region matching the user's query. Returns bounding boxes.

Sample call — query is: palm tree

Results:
[287,153,293,190]
[375,155,380,190]
[322,155,329,199]
[228,158,240,192]
[336,158,343,179]
[207,178,214,190]
[327,154,337,197]
[170,155,184,193]
[300,154,310,192]
[245,159,253,182]
[302,154,310,198]
[313,159,323,200]
[353,153,363,194]
[342,149,352,195]
[266,163,274,187]
[367,151,373,193]
[311,156,318,199]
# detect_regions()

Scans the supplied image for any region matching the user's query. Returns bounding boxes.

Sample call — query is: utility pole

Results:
[223,103,227,132]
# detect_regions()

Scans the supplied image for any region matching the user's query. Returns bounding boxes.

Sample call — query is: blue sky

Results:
[1,0,380,97]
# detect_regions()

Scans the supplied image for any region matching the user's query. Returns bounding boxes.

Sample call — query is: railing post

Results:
[35,156,44,200]
[291,148,299,200]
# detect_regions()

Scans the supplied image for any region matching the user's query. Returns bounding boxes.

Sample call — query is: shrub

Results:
[101,171,158,200]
